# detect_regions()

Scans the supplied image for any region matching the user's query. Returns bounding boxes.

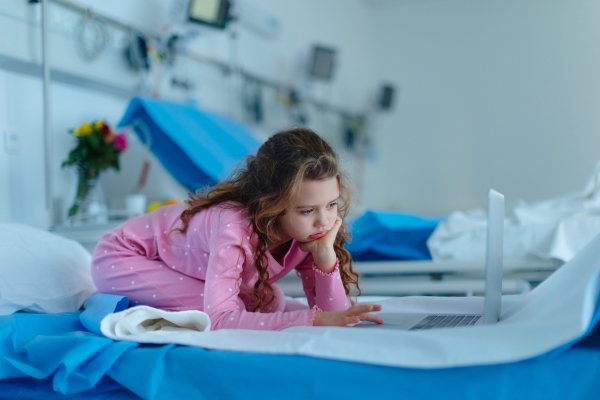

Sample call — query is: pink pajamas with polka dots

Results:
[91,202,351,331]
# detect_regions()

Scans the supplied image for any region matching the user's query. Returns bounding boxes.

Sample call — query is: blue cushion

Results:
[347,210,444,261]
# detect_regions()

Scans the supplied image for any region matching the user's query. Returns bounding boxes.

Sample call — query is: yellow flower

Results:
[74,122,93,136]
[94,120,105,130]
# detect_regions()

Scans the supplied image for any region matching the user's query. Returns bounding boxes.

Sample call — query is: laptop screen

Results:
[483,189,504,324]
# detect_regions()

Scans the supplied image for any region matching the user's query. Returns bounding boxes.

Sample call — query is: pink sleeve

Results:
[295,256,351,311]
[204,220,320,331]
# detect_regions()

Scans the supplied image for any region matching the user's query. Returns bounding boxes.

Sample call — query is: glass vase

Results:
[66,166,108,225]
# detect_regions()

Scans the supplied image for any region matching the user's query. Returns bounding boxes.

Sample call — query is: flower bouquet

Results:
[62,120,128,217]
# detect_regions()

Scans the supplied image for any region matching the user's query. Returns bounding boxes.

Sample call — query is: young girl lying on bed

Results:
[91,128,384,330]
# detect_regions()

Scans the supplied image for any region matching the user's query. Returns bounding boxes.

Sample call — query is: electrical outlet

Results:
[3,130,19,154]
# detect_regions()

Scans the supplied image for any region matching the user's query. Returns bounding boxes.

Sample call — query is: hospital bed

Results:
[4,98,595,397]
[0,294,599,400]
[2,221,596,400]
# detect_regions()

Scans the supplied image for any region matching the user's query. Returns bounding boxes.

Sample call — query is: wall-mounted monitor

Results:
[188,0,230,29]
[379,84,395,110]
[308,45,336,80]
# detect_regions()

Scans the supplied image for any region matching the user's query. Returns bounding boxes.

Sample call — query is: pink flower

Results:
[113,133,128,151]
[99,124,114,143]
[103,131,115,144]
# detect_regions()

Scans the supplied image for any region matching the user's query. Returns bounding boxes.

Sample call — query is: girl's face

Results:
[279,177,340,243]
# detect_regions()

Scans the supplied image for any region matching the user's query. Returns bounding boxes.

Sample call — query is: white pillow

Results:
[0,223,98,314]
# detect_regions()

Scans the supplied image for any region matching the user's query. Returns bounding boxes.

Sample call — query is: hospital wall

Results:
[0,0,378,229]
[1,0,600,230]
[363,0,600,214]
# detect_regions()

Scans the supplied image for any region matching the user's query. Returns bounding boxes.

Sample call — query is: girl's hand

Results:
[298,216,343,273]
[313,304,384,327]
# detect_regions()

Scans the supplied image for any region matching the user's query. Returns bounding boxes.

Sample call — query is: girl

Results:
[91,128,383,330]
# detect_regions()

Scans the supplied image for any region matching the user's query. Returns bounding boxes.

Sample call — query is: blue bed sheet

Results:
[347,210,444,261]
[1,293,599,400]
[0,376,139,399]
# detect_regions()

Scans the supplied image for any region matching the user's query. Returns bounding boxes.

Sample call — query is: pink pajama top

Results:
[119,201,351,331]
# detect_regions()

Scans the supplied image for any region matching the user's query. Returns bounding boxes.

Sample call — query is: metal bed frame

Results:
[277,258,562,297]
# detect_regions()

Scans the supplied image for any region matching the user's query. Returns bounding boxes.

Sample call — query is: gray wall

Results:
[363,0,600,214]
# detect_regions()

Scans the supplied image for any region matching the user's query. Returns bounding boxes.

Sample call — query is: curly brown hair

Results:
[171,127,361,312]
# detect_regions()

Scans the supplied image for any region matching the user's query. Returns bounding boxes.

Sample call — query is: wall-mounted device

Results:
[308,45,336,80]
[124,33,149,71]
[3,130,20,155]
[74,15,109,61]
[378,84,395,110]
[242,77,263,124]
[188,0,231,29]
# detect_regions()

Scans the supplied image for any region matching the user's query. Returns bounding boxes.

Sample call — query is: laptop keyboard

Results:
[409,315,481,330]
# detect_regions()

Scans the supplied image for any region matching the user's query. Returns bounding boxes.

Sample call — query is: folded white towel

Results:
[101,306,211,343]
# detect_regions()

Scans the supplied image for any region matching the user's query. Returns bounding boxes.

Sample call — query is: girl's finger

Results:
[346,305,371,317]
[320,216,343,244]
[359,313,385,324]
[330,216,343,237]
[351,304,382,315]
[343,316,361,326]
[346,304,381,317]
[297,240,314,253]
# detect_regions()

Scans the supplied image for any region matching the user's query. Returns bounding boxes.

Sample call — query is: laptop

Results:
[352,189,504,330]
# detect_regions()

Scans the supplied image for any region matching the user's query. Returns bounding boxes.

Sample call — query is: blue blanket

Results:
[0,294,599,400]
[118,98,261,191]
[347,210,444,261]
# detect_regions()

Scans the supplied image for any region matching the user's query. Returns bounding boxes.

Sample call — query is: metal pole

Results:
[41,0,54,223]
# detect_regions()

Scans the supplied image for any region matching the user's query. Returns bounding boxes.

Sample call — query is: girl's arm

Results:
[295,255,352,312]
[295,216,352,311]
[204,221,321,331]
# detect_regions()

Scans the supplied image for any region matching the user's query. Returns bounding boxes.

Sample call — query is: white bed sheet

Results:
[100,231,600,369]
[429,161,600,263]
